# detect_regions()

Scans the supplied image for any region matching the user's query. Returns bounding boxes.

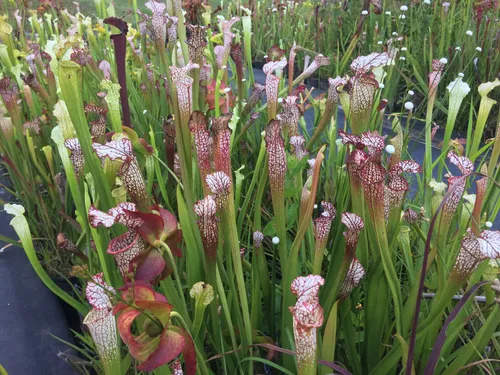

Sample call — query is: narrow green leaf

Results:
[320,301,338,375]
[177,187,202,287]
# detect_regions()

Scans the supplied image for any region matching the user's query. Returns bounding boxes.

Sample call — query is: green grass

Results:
[60,0,147,17]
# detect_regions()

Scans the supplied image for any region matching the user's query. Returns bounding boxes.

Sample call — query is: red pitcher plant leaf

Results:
[163,115,176,172]
[206,171,232,209]
[171,359,183,375]
[387,174,409,192]
[339,258,365,300]
[213,17,240,69]
[429,59,446,97]
[306,54,331,74]
[314,202,337,249]
[295,54,330,84]
[290,135,308,160]
[389,160,422,176]
[64,138,85,179]
[360,131,386,155]
[349,74,379,134]
[108,231,148,279]
[439,151,473,230]
[447,150,474,175]
[70,48,92,66]
[121,210,165,246]
[291,83,307,97]
[0,77,19,113]
[403,208,421,225]
[83,273,120,371]
[99,60,112,80]
[170,63,200,123]
[86,272,115,310]
[341,212,364,256]
[267,44,286,63]
[288,42,298,89]
[328,77,347,106]
[89,203,181,281]
[144,0,169,44]
[452,231,487,281]
[346,53,389,134]
[279,95,301,136]
[115,304,172,363]
[386,160,422,216]
[265,120,287,198]
[289,275,324,375]
[313,202,336,274]
[56,233,88,261]
[88,202,141,228]
[21,73,47,100]
[262,58,288,81]
[93,137,150,210]
[358,157,388,231]
[345,148,370,189]
[92,137,134,162]
[189,111,213,193]
[242,83,265,118]
[104,17,132,129]
[443,178,467,223]
[122,206,182,251]
[84,103,108,142]
[134,247,171,282]
[477,230,500,258]
[136,324,185,371]
[174,153,181,179]
[263,57,287,119]
[350,52,390,76]
[194,195,219,263]
[360,161,386,202]
[137,1,178,45]
[186,24,208,65]
[300,176,313,219]
[253,231,264,249]
[163,325,196,375]
[323,76,347,118]
[370,0,383,13]
[22,120,41,136]
[155,205,183,257]
[338,129,364,149]
[83,309,120,364]
[212,115,232,178]
[451,229,500,281]
[378,99,388,113]
[84,102,108,118]
[114,283,197,373]
[307,159,316,177]
[116,281,168,307]
[230,43,244,82]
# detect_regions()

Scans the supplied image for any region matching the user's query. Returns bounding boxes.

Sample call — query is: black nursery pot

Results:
[252,60,264,69]
[52,276,84,334]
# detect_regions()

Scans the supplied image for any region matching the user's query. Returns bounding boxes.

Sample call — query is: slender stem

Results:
[171,312,211,375]
[159,241,189,320]
[215,267,241,361]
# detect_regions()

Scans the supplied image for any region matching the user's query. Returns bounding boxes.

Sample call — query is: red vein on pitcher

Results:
[289,275,325,375]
